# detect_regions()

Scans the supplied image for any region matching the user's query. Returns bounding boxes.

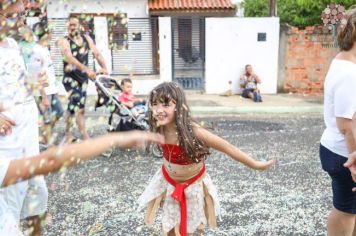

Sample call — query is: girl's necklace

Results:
[167,144,174,172]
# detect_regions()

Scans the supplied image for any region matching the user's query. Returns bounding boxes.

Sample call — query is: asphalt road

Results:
[44,113,329,236]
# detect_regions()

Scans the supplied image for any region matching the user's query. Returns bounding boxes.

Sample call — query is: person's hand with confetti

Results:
[0,113,15,136]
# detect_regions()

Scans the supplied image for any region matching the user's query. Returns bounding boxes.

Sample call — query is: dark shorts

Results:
[320,144,356,214]
[39,94,64,124]
[63,77,88,114]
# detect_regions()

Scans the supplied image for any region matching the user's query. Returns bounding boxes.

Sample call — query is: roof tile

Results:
[148,0,235,11]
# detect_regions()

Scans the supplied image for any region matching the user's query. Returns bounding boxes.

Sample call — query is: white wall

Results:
[93,17,111,73]
[128,17,172,95]
[46,0,148,18]
[158,17,172,83]
[205,17,280,94]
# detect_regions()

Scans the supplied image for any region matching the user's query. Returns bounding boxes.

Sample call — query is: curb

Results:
[190,106,323,114]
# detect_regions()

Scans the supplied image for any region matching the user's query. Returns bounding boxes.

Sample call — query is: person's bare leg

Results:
[166,228,194,236]
[167,229,176,236]
[25,214,46,236]
[352,217,356,236]
[40,124,50,145]
[328,208,355,236]
[64,111,75,143]
[76,108,90,140]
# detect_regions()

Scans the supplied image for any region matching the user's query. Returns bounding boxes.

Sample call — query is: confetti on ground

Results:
[45,113,328,236]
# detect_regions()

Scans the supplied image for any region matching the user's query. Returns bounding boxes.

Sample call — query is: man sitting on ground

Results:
[240,64,262,102]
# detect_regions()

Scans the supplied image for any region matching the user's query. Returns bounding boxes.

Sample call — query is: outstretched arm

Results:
[2,131,164,187]
[194,126,275,170]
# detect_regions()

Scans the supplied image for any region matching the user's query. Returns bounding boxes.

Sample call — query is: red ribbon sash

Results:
[161,164,206,236]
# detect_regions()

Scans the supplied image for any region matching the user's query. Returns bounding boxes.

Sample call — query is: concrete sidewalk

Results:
[83,93,323,115]
[186,93,323,114]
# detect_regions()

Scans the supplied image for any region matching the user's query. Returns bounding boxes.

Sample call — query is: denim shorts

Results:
[39,94,64,123]
[241,88,254,98]
[320,144,356,214]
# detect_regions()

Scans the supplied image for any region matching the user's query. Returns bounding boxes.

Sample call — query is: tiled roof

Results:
[25,0,43,9]
[148,0,235,11]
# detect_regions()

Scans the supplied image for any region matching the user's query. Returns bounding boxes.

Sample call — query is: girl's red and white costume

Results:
[138,144,220,235]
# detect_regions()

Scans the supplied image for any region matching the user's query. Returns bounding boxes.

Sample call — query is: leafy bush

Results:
[243,0,355,28]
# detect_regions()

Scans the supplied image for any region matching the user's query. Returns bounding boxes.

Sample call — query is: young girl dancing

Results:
[138,82,275,236]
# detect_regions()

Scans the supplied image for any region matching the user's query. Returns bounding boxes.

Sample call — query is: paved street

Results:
[43,113,330,236]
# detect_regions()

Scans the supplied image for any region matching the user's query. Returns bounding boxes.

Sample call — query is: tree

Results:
[243,0,355,28]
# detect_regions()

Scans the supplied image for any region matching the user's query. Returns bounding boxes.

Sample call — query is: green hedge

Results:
[243,0,355,28]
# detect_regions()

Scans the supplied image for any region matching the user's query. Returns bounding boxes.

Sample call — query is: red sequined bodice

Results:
[161,144,191,165]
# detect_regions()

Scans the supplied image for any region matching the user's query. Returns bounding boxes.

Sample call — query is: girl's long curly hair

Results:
[148,82,209,163]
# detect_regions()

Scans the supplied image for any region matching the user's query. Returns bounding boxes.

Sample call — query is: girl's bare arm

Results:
[2,131,163,187]
[194,126,275,170]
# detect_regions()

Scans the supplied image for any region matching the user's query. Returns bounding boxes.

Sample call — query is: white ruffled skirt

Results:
[138,167,220,235]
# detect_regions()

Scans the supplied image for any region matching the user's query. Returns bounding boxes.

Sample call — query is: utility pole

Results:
[269,0,276,17]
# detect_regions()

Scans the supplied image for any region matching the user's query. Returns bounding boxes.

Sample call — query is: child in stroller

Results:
[94,75,162,158]
[94,75,148,132]
[118,78,147,120]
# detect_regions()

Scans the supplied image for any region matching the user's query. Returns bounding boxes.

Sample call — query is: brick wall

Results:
[283,26,339,94]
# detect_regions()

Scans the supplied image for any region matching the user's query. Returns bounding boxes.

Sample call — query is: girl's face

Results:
[151,99,176,127]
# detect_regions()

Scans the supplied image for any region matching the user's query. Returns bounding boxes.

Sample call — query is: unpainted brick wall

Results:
[283,26,339,94]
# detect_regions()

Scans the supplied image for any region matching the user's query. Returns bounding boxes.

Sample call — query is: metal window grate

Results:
[49,17,159,76]
[172,17,205,91]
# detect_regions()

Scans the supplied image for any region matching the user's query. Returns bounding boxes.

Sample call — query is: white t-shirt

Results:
[0,160,23,236]
[320,59,356,157]
[28,44,58,95]
[0,38,30,109]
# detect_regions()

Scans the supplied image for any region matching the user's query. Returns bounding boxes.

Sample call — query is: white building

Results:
[39,0,279,95]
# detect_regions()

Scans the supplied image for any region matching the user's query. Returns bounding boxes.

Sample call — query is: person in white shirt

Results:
[319,9,356,236]
[0,159,22,236]
[0,103,163,236]
[31,21,64,145]
[0,1,47,235]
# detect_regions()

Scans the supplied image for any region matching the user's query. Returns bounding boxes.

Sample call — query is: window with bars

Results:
[107,15,128,50]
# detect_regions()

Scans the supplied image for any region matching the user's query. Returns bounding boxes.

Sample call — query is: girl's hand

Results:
[253,159,276,170]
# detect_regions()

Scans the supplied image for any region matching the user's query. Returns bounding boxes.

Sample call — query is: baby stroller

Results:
[94,75,148,132]
[94,75,162,157]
